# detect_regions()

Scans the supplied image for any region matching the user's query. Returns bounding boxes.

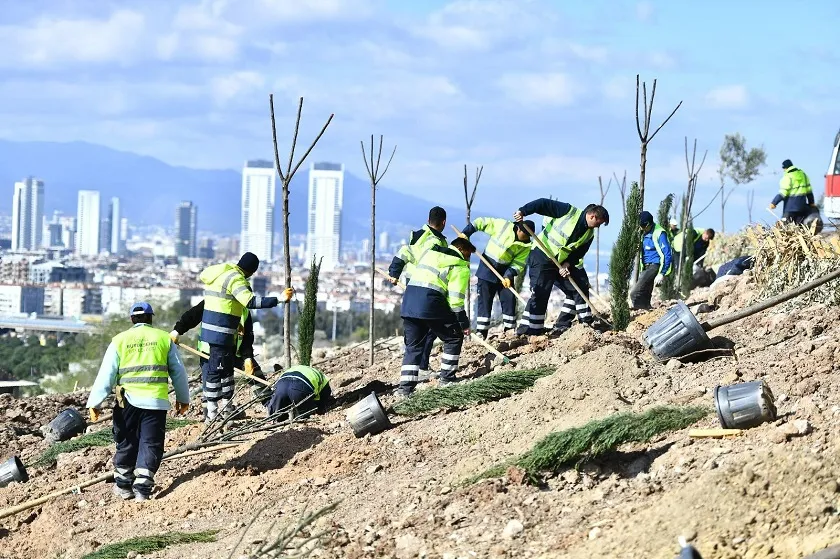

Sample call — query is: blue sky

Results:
[1,0,839,242]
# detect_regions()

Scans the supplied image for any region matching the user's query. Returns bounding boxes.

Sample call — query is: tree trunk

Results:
[465,208,471,327]
[720,185,725,233]
[283,181,292,368]
[369,183,375,366]
[639,142,648,210]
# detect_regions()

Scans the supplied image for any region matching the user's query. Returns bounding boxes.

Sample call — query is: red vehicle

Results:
[825,129,840,219]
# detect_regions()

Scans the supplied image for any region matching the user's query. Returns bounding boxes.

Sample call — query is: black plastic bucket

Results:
[43,408,87,443]
[0,456,29,488]
[643,302,710,361]
[346,392,392,438]
[714,380,777,429]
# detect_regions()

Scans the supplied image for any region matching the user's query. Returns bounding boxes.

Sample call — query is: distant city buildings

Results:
[11,177,44,251]
[75,190,100,256]
[307,162,344,272]
[379,231,389,252]
[241,160,275,262]
[175,201,198,258]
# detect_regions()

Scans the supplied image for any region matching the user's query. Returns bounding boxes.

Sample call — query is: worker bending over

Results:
[513,199,609,337]
[262,364,332,419]
[388,207,448,380]
[630,211,673,310]
[770,159,814,224]
[198,252,292,423]
[673,227,715,272]
[395,237,476,398]
[461,217,533,338]
[86,302,190,502]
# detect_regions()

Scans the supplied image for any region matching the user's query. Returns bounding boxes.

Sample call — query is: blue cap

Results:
[129,301,154,316]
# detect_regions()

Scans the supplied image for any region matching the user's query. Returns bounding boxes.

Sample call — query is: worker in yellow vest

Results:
[263,364,332,418]
[86,302,190,502]
[770,159,815,224]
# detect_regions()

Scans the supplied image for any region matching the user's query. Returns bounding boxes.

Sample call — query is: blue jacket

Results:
[641,228,673,275]
[518,199,593,266]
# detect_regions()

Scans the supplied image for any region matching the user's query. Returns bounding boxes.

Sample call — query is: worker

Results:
[86,302,190,502]
[770,159,814,224]
[512,199,609,336]
[668,219,679,238]
[198,252,293,423]
[388,207,448,380]
[630,211,673,310]
[394,237,476,398]
[263,364,333,419]
[461,217,533,338]
[673,227,715,272]
[550,260,593,333]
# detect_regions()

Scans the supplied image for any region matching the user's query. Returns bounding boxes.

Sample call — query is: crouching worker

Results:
[86,302,190,502]
[261,364,332,419]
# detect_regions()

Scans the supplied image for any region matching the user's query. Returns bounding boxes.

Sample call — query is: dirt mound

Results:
[0,391,90,463]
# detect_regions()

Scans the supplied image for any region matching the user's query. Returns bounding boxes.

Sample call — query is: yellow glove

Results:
[769,203,776,210]
[169,330,179,344]
[282,287,295,302]
[89,408,100,423]
[501,278,512,289]
[174,402,189,416]
[244,358,255,376]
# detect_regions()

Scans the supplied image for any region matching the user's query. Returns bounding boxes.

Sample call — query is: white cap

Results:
[669,219,678,227]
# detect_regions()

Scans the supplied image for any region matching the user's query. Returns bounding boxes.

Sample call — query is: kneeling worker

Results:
[263,364,332,418]
[86,302,190,502]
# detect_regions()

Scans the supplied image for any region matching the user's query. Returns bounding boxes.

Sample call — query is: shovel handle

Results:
[470,333,510,363]
[517,221,614,329]
[375,267,406,289]
[449,224,528,307]
[177,343,271,386]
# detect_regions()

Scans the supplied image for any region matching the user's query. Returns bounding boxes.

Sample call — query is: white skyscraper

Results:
[11,177,44,251]
[306,162,344,271]
[109,197,122,255]
[76,190,101,256]
[241,160,276,262]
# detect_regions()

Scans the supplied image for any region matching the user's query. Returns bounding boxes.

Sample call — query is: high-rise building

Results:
[306,162,344,271]
[241,160,275,262]
[75,190,100,256]
[175,201,198,258]
[59,216,76,251]
[379,231,389,252]
[120,217,128,250]
[108,198,122,255]
[11,177,44,251]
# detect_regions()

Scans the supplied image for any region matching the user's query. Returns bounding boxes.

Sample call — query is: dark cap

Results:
[782,159,793,169]
[516,220,536,235]
[237,252,260,275]
[639,211,654,227]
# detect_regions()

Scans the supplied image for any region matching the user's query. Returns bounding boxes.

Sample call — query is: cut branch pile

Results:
[748,222,840,309]
[703,230,753,269]
[393,368,554,417]
[468,406,708,484]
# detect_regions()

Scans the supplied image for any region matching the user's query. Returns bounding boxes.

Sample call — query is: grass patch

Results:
[393,368,554,416]
[33,418,196,467]
[467,405,709,484]
[81,530,218,559]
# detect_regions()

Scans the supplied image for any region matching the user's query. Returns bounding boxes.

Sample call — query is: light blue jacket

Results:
[86,324,190,411]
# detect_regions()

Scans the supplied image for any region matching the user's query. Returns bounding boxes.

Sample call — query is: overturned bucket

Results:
[346,392,392,438]
[42,408,87,443]
[643,302,710,361]
[714,380,777,429]
[0,456,29,488]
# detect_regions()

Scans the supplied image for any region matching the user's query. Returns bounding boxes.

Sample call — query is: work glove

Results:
[558,263,571,278]
[244,358,255,376]
[654,273,665,287]
[169,330,180,344]
[768,203,777,210]
[174,402,189,416]
[501,278,512,289]
[89,408,100,423]
[281,287,295,302]
[388,276,399,285]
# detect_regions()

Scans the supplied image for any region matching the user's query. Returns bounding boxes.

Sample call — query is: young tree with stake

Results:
[462,165,482,322]
[635,74,683,208]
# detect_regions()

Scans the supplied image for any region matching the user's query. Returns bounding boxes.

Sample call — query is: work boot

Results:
[133,492,150,502]
[392,387,412,401]
[474,331,488,341]
[548,327,568,339]
[438,377,461,387]
[417,369,431,383]
[112,485,134,500]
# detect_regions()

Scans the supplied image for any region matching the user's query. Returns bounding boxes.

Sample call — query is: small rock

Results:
[76,500,88,509]
[366,464,383,474]
[826,480,839,494]
[561,470,579,484]
[502,519,524,539]
[588,527,601,540]
[681,529,698,542]
[664,359,683,371]
[732,536,745,545]
[394,534,423,559]
[569,389,586,401]
[781,419,811,437]
[126,552,139,559]
[311,477,329,486]
[768,429,788,444]
[440,486,452,495]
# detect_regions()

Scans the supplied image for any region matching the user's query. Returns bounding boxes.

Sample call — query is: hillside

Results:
[1,272,840,558]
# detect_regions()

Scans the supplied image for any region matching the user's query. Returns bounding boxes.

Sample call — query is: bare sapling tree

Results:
[613,171,628,217]
[747,188,755,223]
[678,137,708,296]
[361,135,397,366]
[717,133,767,232]
[595,175,613,294]
[635,74,683,208]
[269,95,334,368]
[463,164,483,321]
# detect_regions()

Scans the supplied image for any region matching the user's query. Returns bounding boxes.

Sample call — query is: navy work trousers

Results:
[112,400,167,497]
[203,344,235,421]
[400,317,463,391]
[552,267,592,331]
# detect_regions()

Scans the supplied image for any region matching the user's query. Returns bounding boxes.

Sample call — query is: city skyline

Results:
[11,177,44,251]
[75,190,100,257]
[240,160,276,262]
[307,162,344,272]
[175,200,198,258]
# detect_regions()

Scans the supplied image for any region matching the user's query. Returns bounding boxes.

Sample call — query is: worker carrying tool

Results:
[770,159,815,224]
[388,207,448,381]
[394,237,476,399]
[86,302,190,502]
[630,211,673,310]
[512,199,609,337]
[198,252,293,423]
[461,217,533,338]
[550,260,594,332]
[672,227,715,272]
[260,364,333,419]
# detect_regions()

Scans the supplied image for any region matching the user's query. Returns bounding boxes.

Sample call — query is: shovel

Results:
[644,266,840,360]
[177,343,271,386]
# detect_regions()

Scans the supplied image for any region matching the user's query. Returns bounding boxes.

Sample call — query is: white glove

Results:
[654,273,665,287]
[169,330,180,344]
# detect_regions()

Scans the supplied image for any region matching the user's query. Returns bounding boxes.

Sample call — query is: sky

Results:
[2,0,840,242]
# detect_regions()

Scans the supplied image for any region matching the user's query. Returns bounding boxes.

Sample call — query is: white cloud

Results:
[206,0,374,27]
[636,1,654,22]
[497,73,581,107]
[568,43,610,63]
[705,85,749,109]
[211,71,266,105]
[603,75,633,101]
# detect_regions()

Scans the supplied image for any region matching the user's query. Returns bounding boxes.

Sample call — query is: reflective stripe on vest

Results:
[650,225,672,276]
[535,206,593,263]
[113,325,171,402]
[407,247,470,312]
[780,168,812,198]
[403,226,447,277]
[482,220,529,273]
[281,366,330,400]
[200,263,251,346]
[198,309,248,356]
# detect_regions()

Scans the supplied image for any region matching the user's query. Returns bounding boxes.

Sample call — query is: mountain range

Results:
[0,140,483,241]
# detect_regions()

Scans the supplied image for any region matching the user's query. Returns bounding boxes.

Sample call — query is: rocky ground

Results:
[2,271,840,558]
